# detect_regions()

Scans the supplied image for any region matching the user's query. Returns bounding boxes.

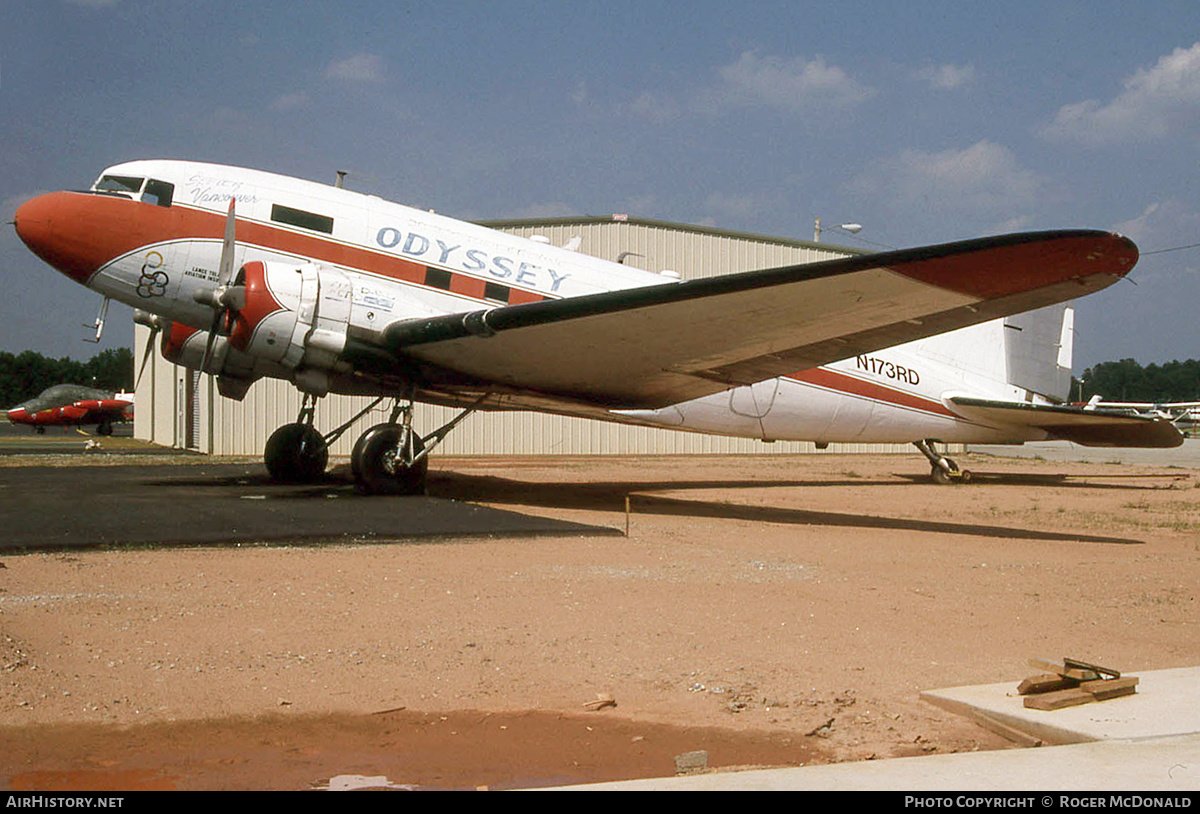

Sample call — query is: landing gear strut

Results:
[914,439,972,485]
[349,393,488,496]
[351,399,427,496]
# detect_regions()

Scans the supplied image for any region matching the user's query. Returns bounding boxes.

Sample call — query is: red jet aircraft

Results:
[6,384,133,435]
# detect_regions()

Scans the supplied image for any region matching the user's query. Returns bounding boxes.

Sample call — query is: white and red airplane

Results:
[6,384,133,435]
[12,160,1181,493]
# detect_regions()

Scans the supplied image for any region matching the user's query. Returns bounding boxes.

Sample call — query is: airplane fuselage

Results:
[6,384,133,433]
[15,160,1072,457]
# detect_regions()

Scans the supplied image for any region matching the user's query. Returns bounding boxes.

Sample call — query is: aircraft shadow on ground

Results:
[429,471,1147,546]
[134,465,1153,545]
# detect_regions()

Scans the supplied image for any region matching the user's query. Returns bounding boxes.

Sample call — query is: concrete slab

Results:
[550,734,1200,790]
[546,668,1200,790]
[971,438,1200,468]
[921,667,1200,745]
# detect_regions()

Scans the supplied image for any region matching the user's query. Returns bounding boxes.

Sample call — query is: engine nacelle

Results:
[159,260,356,399]
[228,260,352,374]
[160,323,291,400]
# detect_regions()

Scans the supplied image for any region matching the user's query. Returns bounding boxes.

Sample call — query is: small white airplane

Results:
[1081,396,1200,431]
[12,160,1182,493]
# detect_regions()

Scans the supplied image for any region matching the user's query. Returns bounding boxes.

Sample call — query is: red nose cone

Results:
[14,191,151,286]
[16,192,100,285]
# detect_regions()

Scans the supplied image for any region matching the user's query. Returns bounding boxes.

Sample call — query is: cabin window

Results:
[484,282,510,303]
[424,267,452,290]
[143,179,174,207]
[94,175,144,197]
[271,204,334,234]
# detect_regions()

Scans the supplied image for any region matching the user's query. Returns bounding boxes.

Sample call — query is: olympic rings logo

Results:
[137,251,168,298]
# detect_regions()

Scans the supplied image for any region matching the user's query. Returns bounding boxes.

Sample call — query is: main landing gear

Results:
[914,439,973,485]
[262,392,486,495]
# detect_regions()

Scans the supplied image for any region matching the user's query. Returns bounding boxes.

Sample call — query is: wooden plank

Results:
[1018,673,1079,695]
[1065,657,1121,679]
[1023,688,1095,711]
[1080,676,1139,701]
[1028,657,1099,681]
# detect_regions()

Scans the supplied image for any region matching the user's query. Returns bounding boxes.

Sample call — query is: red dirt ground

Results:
[2,453,1197,789]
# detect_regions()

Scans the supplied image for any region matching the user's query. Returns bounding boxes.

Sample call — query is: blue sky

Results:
[3,0,1199,373]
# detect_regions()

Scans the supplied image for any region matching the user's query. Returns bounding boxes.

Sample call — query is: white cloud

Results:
[914,63,975,90]
[270,93,310,113]
[570,81,588,107]
[628,90,681,123]
[1107,200,1200,288]
[705,51,875,112]
[325,53,387,84]
[1113,199,1200,248]
[860,140,1044,213]
[1043,42,1200,145]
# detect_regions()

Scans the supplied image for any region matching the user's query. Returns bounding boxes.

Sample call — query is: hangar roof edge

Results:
[475,215,870,256]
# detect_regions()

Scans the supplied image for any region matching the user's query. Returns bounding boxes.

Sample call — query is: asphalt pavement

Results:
[0,461,617,552]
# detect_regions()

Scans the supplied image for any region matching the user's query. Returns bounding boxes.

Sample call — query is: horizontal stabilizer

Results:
[948,397,1185,448]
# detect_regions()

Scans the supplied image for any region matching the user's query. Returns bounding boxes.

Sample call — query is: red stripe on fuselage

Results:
[17,192,550,306]
[786,367,957,418]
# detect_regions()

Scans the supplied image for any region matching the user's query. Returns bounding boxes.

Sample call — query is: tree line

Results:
[1078,358,1200,404]
[0,348,134,408]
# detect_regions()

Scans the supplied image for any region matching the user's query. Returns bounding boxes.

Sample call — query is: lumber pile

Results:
[1018,657,1138,711]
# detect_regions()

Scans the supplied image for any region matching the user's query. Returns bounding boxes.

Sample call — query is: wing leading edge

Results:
[379,230,1137,409]
[948,397,1184,448]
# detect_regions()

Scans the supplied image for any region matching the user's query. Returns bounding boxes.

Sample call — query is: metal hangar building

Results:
[133,216,905,458]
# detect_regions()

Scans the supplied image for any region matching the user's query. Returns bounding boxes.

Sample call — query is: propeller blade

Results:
[134,328,157,391]
[132,310,170,391]
[199,309,224,374]
[217,198,237,288]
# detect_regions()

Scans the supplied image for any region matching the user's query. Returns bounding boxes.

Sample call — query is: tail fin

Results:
[910,304,1073,402]
[1004,304,1073,402]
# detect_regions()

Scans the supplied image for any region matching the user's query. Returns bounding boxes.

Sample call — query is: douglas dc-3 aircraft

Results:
[6,384,133,435]
[12,160,1183,493]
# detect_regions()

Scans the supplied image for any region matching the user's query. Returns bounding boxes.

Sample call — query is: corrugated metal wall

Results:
[134,217,911,457]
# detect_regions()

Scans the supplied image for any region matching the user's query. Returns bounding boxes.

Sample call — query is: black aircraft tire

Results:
[352,423,428,496]
[264,423,329,483]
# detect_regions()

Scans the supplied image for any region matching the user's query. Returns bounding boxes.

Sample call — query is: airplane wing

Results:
[377,230,1137,409]
[947,397,1185,448]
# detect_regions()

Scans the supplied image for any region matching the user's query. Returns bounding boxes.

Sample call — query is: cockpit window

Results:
[143,179,174,207]
[94,175,145,196]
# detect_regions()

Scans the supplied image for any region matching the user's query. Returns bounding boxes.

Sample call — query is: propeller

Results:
[132,309,170,391]
[195,198,246,373]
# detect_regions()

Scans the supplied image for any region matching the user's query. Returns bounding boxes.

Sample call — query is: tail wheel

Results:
[264,423,329,483]
[352,423,428,495]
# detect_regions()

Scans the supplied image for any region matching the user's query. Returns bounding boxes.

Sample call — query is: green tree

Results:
[0,348,133,408]
[1080,358,1200,403]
